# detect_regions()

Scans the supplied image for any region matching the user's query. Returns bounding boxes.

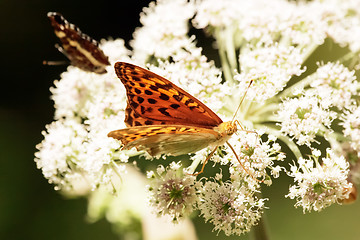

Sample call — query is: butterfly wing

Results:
[47,12,110,74]
[114,62,223,129]
[124,105,164,127]
[108,125,221,156]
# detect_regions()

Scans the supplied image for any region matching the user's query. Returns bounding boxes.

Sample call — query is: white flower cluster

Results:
[342,106,360,154]
[36,0,360,237]
[35,40,131,191]
[146,163,269,236]
[319,0,360,52]
[286,149,352,212]
[310,62,358,110]
[131,0,196,62]
[235,44,305,103]
[194,0,327,47]
[147,162,199,222]
[227,131,285,185]
[278,93,337,146]
[198,175,266,236]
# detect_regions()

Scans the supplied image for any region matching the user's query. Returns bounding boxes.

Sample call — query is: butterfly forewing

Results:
[108,125,221,156]
[114,62,223,129]
[124,105,165,127]
[47,12,110,74]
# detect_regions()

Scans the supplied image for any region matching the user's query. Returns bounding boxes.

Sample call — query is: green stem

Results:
[251,213,270,240]
[301,43,320,63]
[338,51,355,63]
[276,74,314,99]
[188,155,202,174]
[224,26,238,73]
[111,161,123,184]
[215,28,237,85]
[247,102,280,121]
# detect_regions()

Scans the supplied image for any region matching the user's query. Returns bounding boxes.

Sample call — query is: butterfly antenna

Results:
[231,80,253,122]
[43,60,68,65]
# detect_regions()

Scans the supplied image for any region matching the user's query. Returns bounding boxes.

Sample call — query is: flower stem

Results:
[251,213,270,240]
[215,28,236,85]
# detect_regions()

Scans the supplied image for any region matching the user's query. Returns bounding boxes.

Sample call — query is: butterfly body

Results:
[47,12,110,74]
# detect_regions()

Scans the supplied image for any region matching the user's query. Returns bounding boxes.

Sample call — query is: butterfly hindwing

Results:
[47,12,110,74]
[114,62,223,129]
[108,125,221,156]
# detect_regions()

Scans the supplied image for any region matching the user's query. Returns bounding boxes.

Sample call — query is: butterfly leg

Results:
[43,44,69,66]
[190,146,218,176]
[234,120,259,143]
[226,141,263,182]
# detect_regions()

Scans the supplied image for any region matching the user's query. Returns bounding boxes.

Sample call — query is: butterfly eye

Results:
[224,122,237,135]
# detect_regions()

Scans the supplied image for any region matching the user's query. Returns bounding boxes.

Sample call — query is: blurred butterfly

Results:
[108,62,253,175]
[46,12,110,74]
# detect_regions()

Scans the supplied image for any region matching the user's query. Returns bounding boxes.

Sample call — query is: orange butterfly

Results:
[108,62,250,175]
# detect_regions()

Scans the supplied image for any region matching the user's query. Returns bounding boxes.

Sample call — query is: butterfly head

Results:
[218,121,238,136]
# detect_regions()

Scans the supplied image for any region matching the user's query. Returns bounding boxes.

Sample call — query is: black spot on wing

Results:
[156,82,172,90]
[126,115,133,126]
[170,104,180,109]
[148,98,157,104]
[130,102,139,109]
[145,90,153,95]
[137,96,144,103]
[173,93,184,102]
[132,76,141,82]
[158,108,171,117]
[159,93,169,101]
[150,85,158,91]
[145,120,153,125]
[134,88,141,94]
[185,98,194,105]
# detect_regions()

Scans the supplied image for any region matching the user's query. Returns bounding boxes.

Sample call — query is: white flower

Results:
[286,149,352,212]
[309,62,358,110]
[100,38,131,63]
[198,178,266,236]
[277,1,327,47]
[277,93,336,146]
[50,40,130,120]
[235,44,305,103]
[228,131,285,186]
[342,106,360,154]
[193,0,242,29]
[131,0,195,62]
[34,119,89,191]
[319,0,360,52]
[147,162,200,222]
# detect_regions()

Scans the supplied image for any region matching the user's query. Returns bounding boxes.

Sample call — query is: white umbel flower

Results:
[147,162,200,222]
[277,94,336,146]
[286,149,352,212]
[198,178,266,236]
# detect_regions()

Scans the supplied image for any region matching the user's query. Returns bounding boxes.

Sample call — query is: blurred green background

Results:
[0,0,359,239]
